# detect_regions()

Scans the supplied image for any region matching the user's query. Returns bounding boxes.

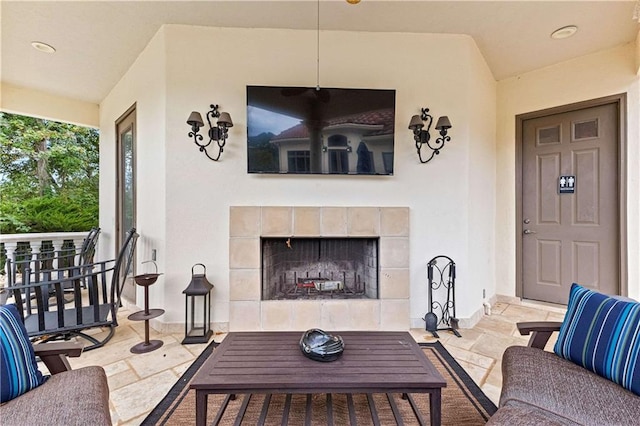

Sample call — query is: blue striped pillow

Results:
[0,304,46,403]
[554,283,640,395]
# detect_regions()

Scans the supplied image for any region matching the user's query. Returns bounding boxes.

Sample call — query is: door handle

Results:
[523,229,537,235]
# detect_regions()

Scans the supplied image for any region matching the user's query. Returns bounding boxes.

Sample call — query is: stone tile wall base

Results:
[229,299,411,331]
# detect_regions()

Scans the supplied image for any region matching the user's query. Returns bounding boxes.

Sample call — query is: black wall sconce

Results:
[187,104,233,161]
[408,108,452,164]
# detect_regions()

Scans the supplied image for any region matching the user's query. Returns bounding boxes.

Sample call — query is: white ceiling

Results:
[2,1,638,104]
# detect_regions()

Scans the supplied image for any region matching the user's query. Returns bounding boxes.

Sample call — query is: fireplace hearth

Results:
[262,237,379,301]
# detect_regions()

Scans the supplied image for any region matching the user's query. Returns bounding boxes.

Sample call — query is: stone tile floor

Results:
[54,297,566,425]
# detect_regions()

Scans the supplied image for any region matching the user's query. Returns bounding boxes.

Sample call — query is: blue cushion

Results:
[0,304,46,403]
[554,283,640,395]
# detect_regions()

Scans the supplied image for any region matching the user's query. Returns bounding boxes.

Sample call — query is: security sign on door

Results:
[558,175,576,194]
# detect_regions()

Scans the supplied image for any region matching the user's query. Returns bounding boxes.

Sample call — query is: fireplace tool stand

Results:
[424,255,461,338]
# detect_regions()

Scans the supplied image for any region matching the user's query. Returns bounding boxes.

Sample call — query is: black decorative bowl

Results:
[299,328,344,362]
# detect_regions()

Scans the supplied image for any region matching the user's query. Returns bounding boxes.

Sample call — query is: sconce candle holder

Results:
[187,104,233,161]
[408,108,452,164]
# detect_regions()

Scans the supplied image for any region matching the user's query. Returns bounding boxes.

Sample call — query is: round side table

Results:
[129,273,164,353]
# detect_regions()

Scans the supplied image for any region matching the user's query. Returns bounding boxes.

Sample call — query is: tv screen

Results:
[247,86,395,175]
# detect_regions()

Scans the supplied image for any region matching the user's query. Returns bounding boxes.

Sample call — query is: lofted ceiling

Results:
[1,1,638,105]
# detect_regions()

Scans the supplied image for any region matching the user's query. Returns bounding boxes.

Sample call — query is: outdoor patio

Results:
[57,297,565,425]
[2,4,637,423]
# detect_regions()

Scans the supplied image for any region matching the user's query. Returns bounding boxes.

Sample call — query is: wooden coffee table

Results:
[191,331,446,425]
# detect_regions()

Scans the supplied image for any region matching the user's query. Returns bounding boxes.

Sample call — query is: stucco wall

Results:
[98,25,497,328]
[99,27,168,312]
[496,42,640,300]
[0,83,99,127]
[636,30,640,74]
[465,41,498,318]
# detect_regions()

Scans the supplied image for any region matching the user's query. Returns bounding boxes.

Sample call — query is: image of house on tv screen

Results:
[247,86,395,175]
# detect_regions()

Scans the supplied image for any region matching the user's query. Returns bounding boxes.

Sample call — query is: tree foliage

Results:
[0,112,99,233]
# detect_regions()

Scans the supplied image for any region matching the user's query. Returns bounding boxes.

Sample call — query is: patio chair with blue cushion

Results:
[0,303,111,425]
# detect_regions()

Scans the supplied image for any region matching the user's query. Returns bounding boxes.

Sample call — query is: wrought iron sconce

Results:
[408,108,452,164]
[187,104,233,161]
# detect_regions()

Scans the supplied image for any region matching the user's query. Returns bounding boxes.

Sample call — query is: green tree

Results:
[0,112,99,233]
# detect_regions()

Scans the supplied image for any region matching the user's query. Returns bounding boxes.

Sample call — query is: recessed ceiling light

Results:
[31,41,56,53]
[551,25,578,40]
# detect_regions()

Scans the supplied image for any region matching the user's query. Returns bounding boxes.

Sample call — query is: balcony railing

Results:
[0,231,92,287]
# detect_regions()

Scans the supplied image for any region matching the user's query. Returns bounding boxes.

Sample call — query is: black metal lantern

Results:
[182,263,214,344]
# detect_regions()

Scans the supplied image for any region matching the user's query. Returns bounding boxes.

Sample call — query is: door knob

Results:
[523,229,536,235]
[523,218,530,224]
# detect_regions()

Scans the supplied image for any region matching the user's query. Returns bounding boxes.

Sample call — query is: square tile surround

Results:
[229,206,410,331]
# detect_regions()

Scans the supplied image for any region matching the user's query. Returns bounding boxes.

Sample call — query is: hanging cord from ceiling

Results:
[316,0,321,91]
[315,0,361,89]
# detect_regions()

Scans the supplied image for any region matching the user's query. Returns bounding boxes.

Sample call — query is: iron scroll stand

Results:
[424,255,461,338]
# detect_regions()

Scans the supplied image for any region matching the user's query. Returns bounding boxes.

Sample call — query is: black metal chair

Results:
[78,227,101,265]
[5,228,138,351]
[76,227,101,289]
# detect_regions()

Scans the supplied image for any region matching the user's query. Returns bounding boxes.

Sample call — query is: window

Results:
[328,135,349,174]
[115,105,136,303]
[572,119,599,141]
[329,151,349,174]
[328,135,348,147]
[287,150,310,173]
[537,125,561,145]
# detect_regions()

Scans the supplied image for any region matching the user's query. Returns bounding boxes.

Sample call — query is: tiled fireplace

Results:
[229,206,410,331]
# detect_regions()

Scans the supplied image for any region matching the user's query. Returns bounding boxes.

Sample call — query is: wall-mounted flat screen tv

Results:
[247,86,395,175]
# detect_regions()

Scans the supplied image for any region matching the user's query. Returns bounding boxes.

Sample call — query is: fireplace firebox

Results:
[261,237,379,300]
